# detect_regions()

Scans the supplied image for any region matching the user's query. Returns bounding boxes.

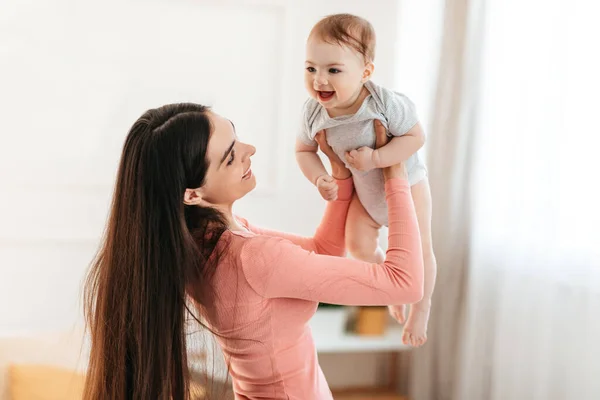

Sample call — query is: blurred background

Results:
[1,0,599,399]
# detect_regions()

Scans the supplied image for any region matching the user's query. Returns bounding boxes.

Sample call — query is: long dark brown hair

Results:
[83,103,227,399]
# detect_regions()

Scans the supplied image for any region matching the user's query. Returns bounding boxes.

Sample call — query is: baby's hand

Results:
[316,174,339,201]
[345,147,377,172]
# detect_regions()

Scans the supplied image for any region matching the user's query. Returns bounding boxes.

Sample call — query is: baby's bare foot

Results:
[402,303,431,347]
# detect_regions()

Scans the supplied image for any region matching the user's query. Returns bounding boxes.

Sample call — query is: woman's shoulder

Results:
[228,216,298,259]
[223,227,274,253]
[219,231,290,292]
[224,229,290,264]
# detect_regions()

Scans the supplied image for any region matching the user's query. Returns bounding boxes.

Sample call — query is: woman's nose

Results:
[245,143,256,157]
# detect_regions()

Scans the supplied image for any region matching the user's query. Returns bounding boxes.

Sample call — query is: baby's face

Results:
[304,38,370,112]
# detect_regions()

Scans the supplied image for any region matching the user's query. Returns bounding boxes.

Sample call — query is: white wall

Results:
[0,0,406,388]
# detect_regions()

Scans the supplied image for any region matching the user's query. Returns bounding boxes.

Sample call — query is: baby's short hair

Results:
[309,13,376,63]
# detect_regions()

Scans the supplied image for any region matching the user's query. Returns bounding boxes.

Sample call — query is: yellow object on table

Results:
[356,306,388,336]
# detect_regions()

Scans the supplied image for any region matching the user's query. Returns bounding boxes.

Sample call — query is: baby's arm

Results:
[347,91,425,170]
[345,122,425,171]
[373,122,426,168]
[295,139,328,185]
[296,139,340,201]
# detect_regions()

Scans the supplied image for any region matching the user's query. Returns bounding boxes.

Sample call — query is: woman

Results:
[83,103,423,400]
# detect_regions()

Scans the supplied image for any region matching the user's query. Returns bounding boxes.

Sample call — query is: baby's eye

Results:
[329,68,341,74]
[306,67,316,73]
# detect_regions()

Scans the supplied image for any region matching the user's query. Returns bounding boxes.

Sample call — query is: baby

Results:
[295,14,437,347]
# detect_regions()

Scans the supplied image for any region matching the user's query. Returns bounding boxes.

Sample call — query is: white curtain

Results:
[403,0,600,398]
[457,0,600,399]
[403,0,485,397]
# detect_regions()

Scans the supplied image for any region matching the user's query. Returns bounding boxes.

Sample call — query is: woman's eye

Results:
[227,150,235,166]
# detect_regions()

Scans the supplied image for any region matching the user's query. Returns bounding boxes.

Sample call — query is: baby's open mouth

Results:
[318,91,335,101]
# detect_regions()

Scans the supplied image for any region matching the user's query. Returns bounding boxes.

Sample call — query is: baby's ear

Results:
[362,62,375,82]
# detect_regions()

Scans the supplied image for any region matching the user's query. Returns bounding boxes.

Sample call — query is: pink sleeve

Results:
[236,177,353,257]
[240,178,424,306]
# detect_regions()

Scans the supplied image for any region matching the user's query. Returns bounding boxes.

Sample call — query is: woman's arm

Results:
[240,177,424,306]
[238,128,353,256]
[237,176,353,257]
[240,121,424,305]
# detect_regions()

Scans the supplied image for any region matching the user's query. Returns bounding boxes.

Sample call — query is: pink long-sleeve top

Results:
[199,177,423,399]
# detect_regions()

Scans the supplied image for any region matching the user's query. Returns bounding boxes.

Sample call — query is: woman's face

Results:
[200,112,256,206]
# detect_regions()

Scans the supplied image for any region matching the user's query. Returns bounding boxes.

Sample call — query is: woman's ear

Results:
[362,62,375,83]
[183,188,204,206]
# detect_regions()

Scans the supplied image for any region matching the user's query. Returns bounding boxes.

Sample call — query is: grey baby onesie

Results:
[297,80,427,226]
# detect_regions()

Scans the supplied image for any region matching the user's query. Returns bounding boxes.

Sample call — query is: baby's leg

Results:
[402,178,437,347]
[346,194,384,263]
[347,195,407,324]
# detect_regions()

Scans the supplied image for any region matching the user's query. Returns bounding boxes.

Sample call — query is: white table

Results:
[309,308,409,391]
[312,325,408,353]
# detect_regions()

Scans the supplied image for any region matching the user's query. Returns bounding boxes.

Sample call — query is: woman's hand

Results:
[315,129,351,180]
[373,120,408,181]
